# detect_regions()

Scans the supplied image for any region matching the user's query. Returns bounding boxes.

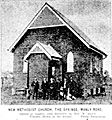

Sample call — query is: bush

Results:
[1,71,13,89]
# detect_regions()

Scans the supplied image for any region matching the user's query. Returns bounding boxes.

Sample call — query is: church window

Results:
[67,51,74,72]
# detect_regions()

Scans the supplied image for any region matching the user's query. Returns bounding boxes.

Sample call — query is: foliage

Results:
[1,71,13,89]
[103,70,112,85]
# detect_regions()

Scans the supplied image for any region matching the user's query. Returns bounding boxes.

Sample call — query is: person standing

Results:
[49,78,55,100]
[67,77,76,100]
[55,78,62,100]
[41,78,48,100]
[27,79,36,100]
[33,78,39,100]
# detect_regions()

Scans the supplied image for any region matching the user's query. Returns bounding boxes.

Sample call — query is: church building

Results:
[9,3,107,96]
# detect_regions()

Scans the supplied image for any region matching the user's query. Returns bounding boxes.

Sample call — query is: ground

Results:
[1,86,112,105]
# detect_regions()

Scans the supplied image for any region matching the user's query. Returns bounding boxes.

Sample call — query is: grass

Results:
[1,87,112,105]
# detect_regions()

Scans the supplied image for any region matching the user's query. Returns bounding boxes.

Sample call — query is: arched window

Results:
[67,51,74,72]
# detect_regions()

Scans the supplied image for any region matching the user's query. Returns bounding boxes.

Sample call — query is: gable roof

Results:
[30,6,63,28]
[8,2,107,57]
[24,41,62,61]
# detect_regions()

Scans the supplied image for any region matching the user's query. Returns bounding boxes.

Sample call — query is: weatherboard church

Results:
[9,3,107,96]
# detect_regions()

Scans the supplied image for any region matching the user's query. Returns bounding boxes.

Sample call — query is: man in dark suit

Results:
[41,78,48,100]
[55,78,62,100]
[33,78,39,100]
[68,77,77,100]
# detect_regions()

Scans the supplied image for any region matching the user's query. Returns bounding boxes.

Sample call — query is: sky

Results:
[1,0,111,76]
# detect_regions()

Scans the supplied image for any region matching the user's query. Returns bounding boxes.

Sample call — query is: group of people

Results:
[27,77,77,100]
